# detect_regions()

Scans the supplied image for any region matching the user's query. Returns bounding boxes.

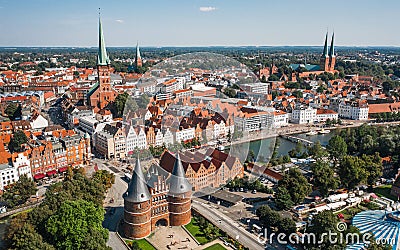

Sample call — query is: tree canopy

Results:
[46,199,109,250]
[1,174,37,208]
[311,159,339,197]
[8,130,29,153]
[277,168,311,206]
[5,103,22,121]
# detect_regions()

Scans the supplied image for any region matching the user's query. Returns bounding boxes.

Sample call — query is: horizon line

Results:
[1,45,400,48]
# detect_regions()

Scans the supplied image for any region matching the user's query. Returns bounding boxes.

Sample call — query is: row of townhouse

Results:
[92,117,236,160]
[0,131,91,190]
[160,149,244,191]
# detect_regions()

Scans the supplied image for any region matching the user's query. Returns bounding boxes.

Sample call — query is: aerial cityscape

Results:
[1,1,400,250]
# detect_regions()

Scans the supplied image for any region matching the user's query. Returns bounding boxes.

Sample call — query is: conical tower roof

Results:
[167,153,192,196]
[329,33,335,58]
[322,32,329,58]
[97,15,110,66]
[136,42,141,61]
[124,158,151,203]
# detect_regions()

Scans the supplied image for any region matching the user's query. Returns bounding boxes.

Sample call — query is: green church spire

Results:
[329,33,335,58]
[97,13,110,66]
[322,32,329,58]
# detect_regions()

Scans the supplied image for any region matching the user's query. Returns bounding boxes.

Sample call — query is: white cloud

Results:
[199,6,217,12]
[115,19,124,23]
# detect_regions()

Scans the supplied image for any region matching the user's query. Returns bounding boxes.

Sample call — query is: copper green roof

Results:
[97,17,110,66]
[329,33,335,58]
[136,42,141,62]
[322,32,329,58]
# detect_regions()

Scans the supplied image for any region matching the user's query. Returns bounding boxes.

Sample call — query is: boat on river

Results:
[319,129,331,134]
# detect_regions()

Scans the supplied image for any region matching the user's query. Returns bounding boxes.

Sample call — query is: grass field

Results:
[374,185,397,201]
[336,206,362,220]
[125,238,155,250]
[204,243,227,250]
[184,218,210,245]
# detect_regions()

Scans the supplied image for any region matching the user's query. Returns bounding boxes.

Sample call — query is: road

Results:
[95,158,129,250]
[192,200,270,250]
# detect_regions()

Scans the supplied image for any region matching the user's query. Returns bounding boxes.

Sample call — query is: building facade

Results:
[123,155,192,239]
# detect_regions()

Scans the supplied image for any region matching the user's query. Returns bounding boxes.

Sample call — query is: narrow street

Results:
[95,158,129,250]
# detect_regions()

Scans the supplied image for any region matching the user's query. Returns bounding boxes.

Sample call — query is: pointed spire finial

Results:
[329,32,335,58]
[97,11,110,66]
[322,31,329,58]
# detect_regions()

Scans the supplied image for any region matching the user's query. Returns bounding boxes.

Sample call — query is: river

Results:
[247,130,336,161]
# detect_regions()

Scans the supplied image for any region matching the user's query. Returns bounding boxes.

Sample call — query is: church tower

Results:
[320,32,330,72]
[135,42,143,68]
[123,158,152,239]
[167,153,192,226]
[328,33,336,72]
[88,14,117,109]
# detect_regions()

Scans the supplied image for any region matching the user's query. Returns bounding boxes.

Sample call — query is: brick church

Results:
[123,153,192,239]
[87,16,118,110]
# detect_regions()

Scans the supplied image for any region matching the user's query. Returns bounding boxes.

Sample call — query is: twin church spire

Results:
[97,13,142,68]
[321,31,336,72]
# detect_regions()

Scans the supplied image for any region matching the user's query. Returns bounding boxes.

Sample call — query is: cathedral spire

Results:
[329,32,335,58]
[97,12,110,66]
[136,41,142,68]
[322,32,329,58]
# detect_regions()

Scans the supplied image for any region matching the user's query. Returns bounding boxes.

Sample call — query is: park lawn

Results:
[336,206,362,220]
[125,239,155,250]
[374,185,397,201]
[204,243,227,250]
[184,218,210,245]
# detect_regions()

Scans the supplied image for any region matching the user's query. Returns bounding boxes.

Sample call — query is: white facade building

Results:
[273,111,289,128]
[175,127,195,143]
[290,107,317,124]
[30,113,49,131]
[13,153,32,179]
[339,101,369,120]
[315,109,339,123]
[241,82,269,94]
[0,163,18,191]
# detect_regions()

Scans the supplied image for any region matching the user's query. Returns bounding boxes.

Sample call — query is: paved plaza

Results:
[147,226,199,250]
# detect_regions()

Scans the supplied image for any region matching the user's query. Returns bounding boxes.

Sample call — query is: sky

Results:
[0,0,399,47]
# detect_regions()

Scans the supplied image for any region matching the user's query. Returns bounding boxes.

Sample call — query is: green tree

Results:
[8,130,29,153]
[130,241,141,250]
[112,92,131,117]
[275,186,294,210]
[5,103,22,120]
[268,74,279,81]
[277,217,296,236]
[2,175,37,208]
[362,153,383,188]
[308,141,328,158]
[278,168,311,205]
[247,149,255,163]
[136,94,150,109]
[93,170,115,190]
[311,159,339,197]
[338,155,367,190]
[8,222,55,250]
[223,87,236,98]
[327,135,347,165]
[306,211,345,249]
[256,205,281,229]
[46,200,109,250]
